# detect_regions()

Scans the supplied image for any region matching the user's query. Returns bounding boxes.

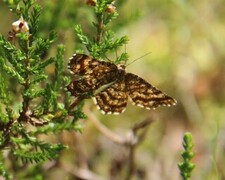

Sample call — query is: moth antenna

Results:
[124,44,128,64]
[101,54,119,63]
[104,55,111,62]
[126,52,152,67]
[115,48,118,58]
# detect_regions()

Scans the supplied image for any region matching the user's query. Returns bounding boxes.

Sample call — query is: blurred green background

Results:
[1,0,225,179]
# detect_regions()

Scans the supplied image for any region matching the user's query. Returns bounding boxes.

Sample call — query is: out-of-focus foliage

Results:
[0,0,225,179]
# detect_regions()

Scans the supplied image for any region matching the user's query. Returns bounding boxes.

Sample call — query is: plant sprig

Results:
[178,132,196,180]
[75,0,129,61]
[0,1,83,178]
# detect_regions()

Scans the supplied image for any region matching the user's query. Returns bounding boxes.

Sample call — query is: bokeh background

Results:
[1,0,225,179]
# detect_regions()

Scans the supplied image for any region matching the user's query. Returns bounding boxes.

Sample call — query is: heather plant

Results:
[0,0,203,179]
[0,0,84,178]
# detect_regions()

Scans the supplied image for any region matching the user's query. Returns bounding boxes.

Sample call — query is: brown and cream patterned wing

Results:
[68,54,117,78]
[92,81,128,115]
[67,79,93,97]
[67,54,119,97]
[68,54,92,76]
[125,73,177,109]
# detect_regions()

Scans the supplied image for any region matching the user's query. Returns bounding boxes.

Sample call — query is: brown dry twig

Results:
[85,106,156,179]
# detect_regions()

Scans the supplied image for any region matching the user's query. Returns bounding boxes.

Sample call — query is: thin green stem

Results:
[96,13,104,44]
[18,38,31,123]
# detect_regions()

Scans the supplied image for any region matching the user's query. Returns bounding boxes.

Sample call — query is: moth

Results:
[67,54,177,114]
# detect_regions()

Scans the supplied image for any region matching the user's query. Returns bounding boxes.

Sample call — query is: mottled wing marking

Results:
[93,81,128,115]
[67,54,118,96]
[125,73,177,109]
[67,79,92,97]
[68,54,92,76]
[68,54,117,77]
